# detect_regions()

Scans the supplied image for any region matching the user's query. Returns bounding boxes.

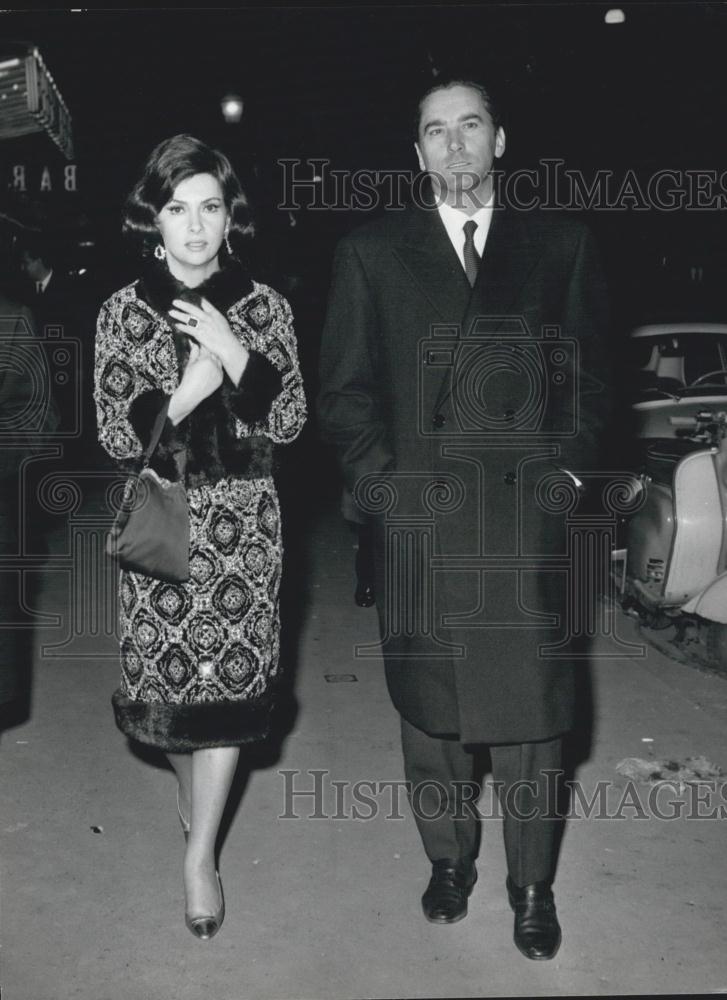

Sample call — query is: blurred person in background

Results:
[18,228,96,462]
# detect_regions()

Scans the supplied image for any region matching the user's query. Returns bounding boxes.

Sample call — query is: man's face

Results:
[415,84,506,209]
[21,250,48,283]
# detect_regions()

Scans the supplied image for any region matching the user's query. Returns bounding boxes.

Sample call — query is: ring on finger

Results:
[188,317,198,328]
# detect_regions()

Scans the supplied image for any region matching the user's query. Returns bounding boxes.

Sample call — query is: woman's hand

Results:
[169,297,249,386]
[167,341,224,425]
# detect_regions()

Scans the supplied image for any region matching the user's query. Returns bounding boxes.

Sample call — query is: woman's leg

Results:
[166,752,193,825]
[184,746,240,917]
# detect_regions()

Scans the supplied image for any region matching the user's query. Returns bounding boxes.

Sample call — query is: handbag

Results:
[106,411,190,583]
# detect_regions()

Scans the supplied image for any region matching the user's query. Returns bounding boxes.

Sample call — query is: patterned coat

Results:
[94,260,306,751]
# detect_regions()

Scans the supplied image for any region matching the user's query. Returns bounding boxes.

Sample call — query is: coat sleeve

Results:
[317,237,394,496]
[555,224,614,474]
[93,294,180,467]
[222,291,307,445]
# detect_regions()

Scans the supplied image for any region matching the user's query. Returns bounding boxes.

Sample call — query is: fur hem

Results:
[112,689,272,751]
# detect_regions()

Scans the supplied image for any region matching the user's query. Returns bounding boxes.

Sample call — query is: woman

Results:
[94,135,306,940]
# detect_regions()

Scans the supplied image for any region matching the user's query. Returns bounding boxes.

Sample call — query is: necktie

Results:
[462,220,480,287]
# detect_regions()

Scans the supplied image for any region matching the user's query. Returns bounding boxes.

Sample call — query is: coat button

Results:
[504,471,517,485]
[432,413,446,429]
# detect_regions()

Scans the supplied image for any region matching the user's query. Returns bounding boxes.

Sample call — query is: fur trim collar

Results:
[136,257,254,316]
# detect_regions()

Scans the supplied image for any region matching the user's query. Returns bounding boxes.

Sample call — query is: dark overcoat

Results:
[318,204,611,744]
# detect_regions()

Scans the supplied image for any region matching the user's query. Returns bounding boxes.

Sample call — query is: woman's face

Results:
[155,172,229,282]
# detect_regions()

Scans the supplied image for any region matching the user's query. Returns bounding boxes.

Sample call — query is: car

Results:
[628,322,727,441]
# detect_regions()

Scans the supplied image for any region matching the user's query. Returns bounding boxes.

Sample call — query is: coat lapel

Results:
[464,207,545,333]
[431,207,547,416]
[393,207,473,323]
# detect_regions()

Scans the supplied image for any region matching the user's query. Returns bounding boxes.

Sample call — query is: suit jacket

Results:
[28,271,94,442]
[318,203,611,743]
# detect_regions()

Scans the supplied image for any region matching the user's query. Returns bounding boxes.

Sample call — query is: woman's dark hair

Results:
[122,134,255,261]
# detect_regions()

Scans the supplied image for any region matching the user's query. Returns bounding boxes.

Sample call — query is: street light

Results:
[220,94,244,124]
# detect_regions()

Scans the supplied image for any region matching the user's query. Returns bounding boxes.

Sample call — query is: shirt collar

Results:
[436,199,493,246]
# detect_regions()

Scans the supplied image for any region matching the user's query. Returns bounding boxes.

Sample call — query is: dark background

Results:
[1,1,725,714]
[2,5,727,286]
[1,2,726,416]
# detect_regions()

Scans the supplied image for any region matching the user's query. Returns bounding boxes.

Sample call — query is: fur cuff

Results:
[112,689,272,751]
[129,389,189,451]
[225,350,283,424]
[129,388,189,480]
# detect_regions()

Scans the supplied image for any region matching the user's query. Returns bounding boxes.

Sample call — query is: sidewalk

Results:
[1,495,726,999]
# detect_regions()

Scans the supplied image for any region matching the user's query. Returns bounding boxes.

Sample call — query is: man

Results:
[318,78,610,960]
[20,233,55,307]
[19,231,80,350]
[19,231,90,458]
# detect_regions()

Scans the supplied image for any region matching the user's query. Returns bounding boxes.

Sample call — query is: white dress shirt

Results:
[36,269,53,294]
[436,201,493,273]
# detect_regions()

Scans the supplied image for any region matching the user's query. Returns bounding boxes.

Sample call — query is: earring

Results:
[224,228,232,256]
[154,244,167,261]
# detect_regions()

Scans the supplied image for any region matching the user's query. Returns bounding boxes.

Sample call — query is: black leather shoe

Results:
[354,582,376,608]
[506,876,562,960]
[422,859,477,924]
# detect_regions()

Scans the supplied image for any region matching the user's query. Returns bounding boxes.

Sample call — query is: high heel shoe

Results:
[185,871,225,941]
[176,788,191,842]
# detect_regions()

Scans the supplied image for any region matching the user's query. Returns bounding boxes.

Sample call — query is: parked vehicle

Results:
[628,322,727,441]
[613,407,727,672]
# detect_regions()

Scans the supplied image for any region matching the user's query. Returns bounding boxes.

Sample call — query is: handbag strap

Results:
[141,401,171,468]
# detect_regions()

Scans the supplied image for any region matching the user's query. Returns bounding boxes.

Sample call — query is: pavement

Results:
[2,480,727,1000]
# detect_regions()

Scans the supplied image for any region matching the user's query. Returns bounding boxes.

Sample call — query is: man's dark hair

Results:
[20,230,56,268]
[414,77,503,141]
